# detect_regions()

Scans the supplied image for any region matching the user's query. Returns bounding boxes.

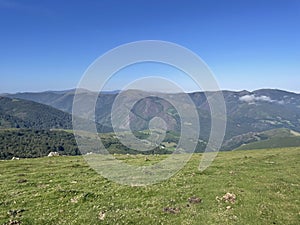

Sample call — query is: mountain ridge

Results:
[4,88,300,136]
[1,88,300,155]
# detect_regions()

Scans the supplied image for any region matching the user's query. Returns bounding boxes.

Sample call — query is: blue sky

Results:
[0,0,299,93]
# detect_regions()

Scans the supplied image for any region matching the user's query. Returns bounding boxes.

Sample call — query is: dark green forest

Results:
[0,129,79,159]
[0,97,72,129]
[0,129,178,159]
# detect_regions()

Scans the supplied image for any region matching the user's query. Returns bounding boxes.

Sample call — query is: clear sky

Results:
[0,0,299,93]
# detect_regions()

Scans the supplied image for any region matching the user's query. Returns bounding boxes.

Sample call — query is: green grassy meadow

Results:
[0,147,299,224]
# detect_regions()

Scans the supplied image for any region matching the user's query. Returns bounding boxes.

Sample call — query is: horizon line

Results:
[1,87,299,95]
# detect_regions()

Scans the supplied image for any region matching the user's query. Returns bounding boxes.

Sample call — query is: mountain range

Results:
[4,88,300,135]
[1,88,300,158]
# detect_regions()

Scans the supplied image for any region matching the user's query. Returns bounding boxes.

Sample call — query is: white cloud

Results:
[239,95,257,103]
[255,95,272,102]
[239,95,284,104]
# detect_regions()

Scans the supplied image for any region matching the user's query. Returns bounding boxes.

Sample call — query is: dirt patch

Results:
[17,179,27,183]
[4,220,22,225]
[188,196,202,204]
[163,207,180,214]
[7,209,25,217]
[5,209,25,225]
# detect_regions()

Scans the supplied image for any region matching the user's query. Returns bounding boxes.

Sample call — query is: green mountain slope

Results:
[231,128,300,150]
[0,96,72,129]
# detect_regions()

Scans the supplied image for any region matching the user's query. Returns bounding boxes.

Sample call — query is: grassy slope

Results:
[231,128,300,151]
[236,136,300,150]
[0,148,299,224]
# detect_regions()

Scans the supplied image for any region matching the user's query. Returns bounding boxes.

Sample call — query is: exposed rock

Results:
[98,211,106,220]
[70,197,79,203]
[48,152,60,157]
[222,192,236,203]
